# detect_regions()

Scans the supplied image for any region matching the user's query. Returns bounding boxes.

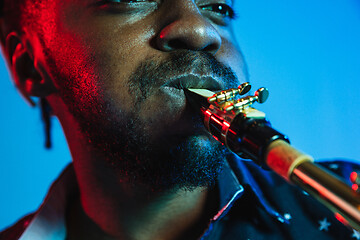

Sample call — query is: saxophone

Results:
[184,83,360,231]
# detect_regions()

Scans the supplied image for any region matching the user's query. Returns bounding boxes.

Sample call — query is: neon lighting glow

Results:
[350,172,358,183]
[335,213,349,225]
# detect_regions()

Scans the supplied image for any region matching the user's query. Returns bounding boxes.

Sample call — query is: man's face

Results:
[27,0,247,190]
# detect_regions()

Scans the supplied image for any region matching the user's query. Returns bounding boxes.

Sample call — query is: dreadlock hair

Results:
[0,0,53,149]
[40,98,52,148]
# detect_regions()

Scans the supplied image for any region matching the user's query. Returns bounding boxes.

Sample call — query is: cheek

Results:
[50,39,102,116]
[217,39,248,83]
[34,17,101,111]
[88,26,159,113]
[38,21,148,115]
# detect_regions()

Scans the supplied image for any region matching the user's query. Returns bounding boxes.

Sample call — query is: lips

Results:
[162,74,224,92]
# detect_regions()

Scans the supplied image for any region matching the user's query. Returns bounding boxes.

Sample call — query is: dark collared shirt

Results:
[1,157,359,239]
[205,156,360,239]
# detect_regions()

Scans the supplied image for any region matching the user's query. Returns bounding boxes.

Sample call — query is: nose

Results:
[156,2,222,54]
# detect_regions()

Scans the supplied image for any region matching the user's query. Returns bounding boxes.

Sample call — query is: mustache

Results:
[127,51,239,104]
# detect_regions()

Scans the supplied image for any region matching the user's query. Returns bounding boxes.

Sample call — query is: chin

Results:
[109,133,228,193]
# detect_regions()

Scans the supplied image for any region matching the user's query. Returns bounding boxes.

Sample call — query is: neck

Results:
[66,150,218,240]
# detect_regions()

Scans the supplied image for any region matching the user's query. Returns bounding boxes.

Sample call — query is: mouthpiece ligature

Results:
[187,82,287,163]
[207,82,269,112]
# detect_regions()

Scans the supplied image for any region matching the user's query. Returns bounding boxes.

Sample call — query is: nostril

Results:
[165,39,219,52]
[203,43,219,52]
[167,39,188,50]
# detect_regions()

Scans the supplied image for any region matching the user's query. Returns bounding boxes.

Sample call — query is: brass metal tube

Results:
[291,161,360,230]
[266,140,360,231]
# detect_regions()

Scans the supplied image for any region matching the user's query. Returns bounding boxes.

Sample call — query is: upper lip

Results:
[162,74,224,92]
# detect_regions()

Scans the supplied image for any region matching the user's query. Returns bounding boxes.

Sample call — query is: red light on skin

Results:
[352,184,359,192]
[335,213,349,226]
[350,172,358,183]
[159,27,171,40]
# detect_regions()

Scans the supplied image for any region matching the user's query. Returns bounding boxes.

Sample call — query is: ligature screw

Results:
[255,87,269,104]
[225,87,269,112]
[208,82,251,103]
[238,82,252,95]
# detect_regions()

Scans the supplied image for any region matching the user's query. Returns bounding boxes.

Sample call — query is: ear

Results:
[5,32,56,106]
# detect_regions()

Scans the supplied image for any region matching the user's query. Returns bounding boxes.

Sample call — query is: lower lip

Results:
[160,86,186,101]
[159,86,207,135]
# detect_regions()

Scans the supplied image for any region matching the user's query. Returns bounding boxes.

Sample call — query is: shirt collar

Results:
[19,164,77,240]
[212,160,244,221]
[19,156,288,240]
[226,154,290,224]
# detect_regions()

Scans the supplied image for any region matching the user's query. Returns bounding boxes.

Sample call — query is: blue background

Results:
[1,0,360,230]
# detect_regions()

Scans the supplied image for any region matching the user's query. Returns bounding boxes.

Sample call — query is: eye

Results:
[201,3,236,19]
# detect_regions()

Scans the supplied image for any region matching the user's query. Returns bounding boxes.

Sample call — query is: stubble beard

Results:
[58,51,239,192]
